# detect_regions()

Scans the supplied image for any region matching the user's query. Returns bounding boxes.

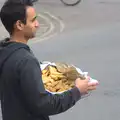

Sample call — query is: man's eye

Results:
[31,15,38,22]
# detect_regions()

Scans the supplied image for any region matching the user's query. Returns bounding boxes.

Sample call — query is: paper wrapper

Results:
[40,61,99,98]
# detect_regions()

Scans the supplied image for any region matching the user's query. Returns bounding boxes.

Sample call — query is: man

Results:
[0,0,97,120]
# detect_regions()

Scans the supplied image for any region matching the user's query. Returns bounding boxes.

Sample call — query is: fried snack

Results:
[42,66,50,76]
[42,63,86,93]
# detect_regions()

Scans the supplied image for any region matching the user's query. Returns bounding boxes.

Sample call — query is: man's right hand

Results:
[75,78,97,95]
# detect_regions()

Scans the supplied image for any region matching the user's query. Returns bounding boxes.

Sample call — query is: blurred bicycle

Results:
[60,0,81,6]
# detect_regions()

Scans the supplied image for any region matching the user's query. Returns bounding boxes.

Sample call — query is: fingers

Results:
[88,85,96,91]
[75,77,98,94]
[88,81,98,86]
[88,81,97,91]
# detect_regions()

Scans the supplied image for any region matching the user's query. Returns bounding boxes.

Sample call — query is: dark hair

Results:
[0,0,37,35]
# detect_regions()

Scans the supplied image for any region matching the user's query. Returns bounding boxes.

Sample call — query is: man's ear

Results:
[15,20,25,30]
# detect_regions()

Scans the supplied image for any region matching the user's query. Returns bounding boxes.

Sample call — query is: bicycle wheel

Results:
[60,0,81,6]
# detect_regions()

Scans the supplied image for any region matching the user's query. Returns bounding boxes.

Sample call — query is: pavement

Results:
[1,0,120,120]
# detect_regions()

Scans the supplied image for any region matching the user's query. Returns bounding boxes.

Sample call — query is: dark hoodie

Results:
[0,38,81,120]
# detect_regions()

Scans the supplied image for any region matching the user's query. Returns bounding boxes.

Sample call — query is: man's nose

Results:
[35,20,39,28]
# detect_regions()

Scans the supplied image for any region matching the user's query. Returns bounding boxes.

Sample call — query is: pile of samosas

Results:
[42,62,86,93]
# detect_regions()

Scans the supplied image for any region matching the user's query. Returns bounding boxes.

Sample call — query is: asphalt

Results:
[1,0,120,120]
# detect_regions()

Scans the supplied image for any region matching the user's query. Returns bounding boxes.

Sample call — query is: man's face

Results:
[23,6,39,39]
